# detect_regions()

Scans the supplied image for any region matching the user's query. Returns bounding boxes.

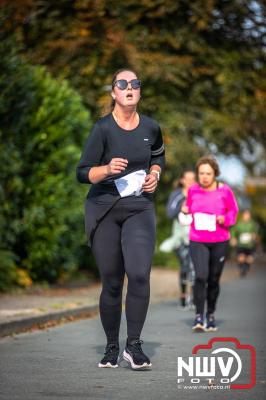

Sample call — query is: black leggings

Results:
[189,241,229,315]
[175,243,192,295]
[91,199,156,344]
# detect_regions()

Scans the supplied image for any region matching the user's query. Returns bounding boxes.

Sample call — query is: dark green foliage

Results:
[0,250,18,291]
[9,0,265,161]
[0,32,93,289]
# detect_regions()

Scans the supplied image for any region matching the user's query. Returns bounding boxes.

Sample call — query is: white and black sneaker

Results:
[123,339,152,370]
[98,343,119,368]
[192,314,205,332]
[205,314,218,332]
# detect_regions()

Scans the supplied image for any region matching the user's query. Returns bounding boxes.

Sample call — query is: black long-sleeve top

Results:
[76,113,165,202]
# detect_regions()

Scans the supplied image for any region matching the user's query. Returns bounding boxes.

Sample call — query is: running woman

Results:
[166,171,196,308]
[231,209,258,277]
[77,69,165,369]
[182,156,238,332]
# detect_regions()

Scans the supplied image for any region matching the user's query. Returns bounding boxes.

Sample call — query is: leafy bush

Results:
[0,250,18,291]
[0,35,94,289]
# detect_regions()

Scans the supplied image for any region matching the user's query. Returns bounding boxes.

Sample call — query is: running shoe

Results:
[98,343,119,368]
[205,314,218,332]
[123,339,152,370]
[192,314,205,332]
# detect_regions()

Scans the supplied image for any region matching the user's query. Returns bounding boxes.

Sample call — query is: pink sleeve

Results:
[223,187,239,227]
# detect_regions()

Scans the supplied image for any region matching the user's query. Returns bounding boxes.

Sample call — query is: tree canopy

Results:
[4,0,265,175]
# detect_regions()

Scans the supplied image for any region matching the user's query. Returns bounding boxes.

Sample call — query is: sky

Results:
[217,155,246,187]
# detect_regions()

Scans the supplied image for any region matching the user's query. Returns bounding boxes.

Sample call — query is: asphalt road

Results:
[0,264,265,400]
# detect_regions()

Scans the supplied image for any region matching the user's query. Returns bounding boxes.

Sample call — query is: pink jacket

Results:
[186,183,239,243]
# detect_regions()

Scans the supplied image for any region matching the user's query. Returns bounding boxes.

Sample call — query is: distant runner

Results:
[182,156,238,332]
[231,209,258,277]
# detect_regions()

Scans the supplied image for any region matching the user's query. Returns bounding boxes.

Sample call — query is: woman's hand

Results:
[217,215,225,225]
[142,173,158,193]
[88,158,128,184]
[181,205,189,214]
[107,158,128,175]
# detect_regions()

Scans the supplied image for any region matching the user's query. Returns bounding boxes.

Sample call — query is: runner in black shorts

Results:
[231,210,258,277]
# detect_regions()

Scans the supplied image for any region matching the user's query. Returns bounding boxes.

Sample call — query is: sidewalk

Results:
[0,264,240,337]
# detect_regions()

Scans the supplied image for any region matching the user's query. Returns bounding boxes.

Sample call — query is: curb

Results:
[0,304,99,338]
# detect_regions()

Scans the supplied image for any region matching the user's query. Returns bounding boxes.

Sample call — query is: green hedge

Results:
[0,37,96,290]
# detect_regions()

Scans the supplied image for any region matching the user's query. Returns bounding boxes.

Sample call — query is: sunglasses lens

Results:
[114,79,141,90]
[131,79,141,89]
[116,80,128,90]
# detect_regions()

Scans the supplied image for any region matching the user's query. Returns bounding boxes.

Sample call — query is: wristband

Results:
[150,169,160,181]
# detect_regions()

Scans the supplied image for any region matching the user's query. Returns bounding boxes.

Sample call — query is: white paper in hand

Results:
[114,170,146,198]
[178,212,193,226]
[194,212,216,232]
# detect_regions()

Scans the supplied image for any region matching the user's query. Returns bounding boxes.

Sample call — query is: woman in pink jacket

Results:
[182,156,238,332]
